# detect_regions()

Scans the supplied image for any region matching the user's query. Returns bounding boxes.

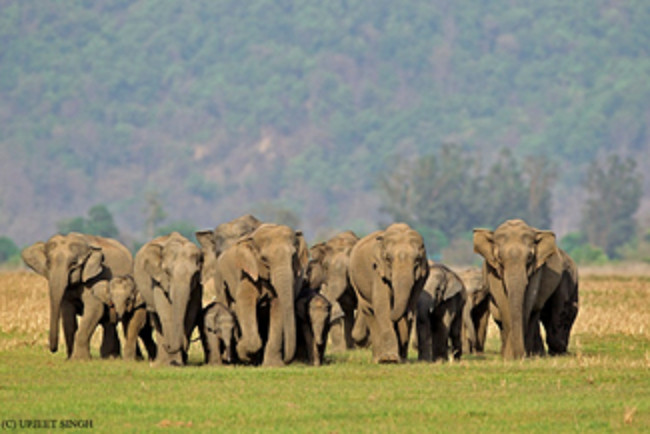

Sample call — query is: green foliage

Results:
[580,155,642,258]
[0,336,648,432]
[1,1,650,243]
[56,205,119,238]
[0,236,19,263]
[560,232,609,265]
[379,146,555,256]
[155,221,198,244]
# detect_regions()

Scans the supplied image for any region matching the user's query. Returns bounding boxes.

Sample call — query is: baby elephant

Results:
[415,262,471,362]
[295,290,331,366]
[94,275,157,361]
[200,301,237,365]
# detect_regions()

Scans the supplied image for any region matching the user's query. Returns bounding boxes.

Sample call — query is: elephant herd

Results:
[20,215,579,367]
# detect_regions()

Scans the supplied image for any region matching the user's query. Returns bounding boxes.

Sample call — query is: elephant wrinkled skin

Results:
[349,223,429,363]
[416,262,472,362]
[134,232,203,366]
[211,223,309,367]
[21,233,132,360]
[306,230,359,351]
[473,219,579,359]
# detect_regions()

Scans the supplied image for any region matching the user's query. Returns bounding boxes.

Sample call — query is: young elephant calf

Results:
[94,275,157,361]
[200,301,237,365]
[415,262,470,362]
[295,290,332,366]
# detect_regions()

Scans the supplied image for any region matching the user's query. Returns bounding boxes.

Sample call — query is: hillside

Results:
[1,0,649,248]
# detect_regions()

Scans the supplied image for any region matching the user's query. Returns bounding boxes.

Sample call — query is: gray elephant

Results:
[349,223,429,363]
[21,233,132,360]
[200,301,237,365]
[134,232,203,366]
[306,230,359,351]
[416,262,472,362]
[295,289,331,366]
[196,214,262,300]
[456,267,490,354]
[473,219,579,359]
[211,223,309,366]
[94,275,157,361]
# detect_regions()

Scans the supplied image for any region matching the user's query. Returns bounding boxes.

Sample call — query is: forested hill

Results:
[1,1,649,250]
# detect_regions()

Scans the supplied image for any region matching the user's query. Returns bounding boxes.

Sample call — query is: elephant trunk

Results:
[167,277,191,354]
[271,264,296,363]
[504,267,527,359]
[390,261,415,322]
[47,267,69,353]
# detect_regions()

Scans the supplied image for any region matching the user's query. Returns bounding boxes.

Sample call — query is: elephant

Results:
[349,223,429,363]
[200,301,237,365]
[306,230,359,351]
[196,214,262,300]
[415,262,472,362]
[211,223,309,366]
[456,267,491,354]
[95,275,157,361]
[134,232,203,366]
[473,219,579,359]
[21,233,132,360]
[295,289,331,366]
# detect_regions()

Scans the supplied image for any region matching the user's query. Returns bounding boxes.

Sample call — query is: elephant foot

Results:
[69,349,92,361]
[262,356,285,368]
[375,352,400,364]
[236,338,262,362]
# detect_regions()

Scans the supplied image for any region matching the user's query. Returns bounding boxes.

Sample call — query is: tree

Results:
[56,205,119,238]
[580,155,642,258]
[144,192,167,240]
[0,236,19,263]
[86,205,119,238]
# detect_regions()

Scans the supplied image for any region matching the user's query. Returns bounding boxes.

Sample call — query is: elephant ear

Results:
[295,231,310,276]
[195,230,216,253]
[21,242,48,276]
[535,231,557,270]
[82,246,104,282]
[92,280,113,306]
[142,244,169,289]
[473,229,498,272]
[236,239,260,282]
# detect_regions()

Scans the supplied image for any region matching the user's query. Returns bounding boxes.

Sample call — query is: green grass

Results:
[1,334,648,433]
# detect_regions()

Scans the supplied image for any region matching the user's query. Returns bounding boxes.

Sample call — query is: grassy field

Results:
[0,269,648,432]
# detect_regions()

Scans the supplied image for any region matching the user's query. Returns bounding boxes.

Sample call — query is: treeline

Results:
[1,1,649,255]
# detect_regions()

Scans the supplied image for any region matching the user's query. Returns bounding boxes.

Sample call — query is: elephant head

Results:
[473,219,558,359]
[196,214,261,299]
[21,233,105,353]
[98,275,138,321]
[235,224,309,363]
[140,233,202,355]
[374,223,429,322]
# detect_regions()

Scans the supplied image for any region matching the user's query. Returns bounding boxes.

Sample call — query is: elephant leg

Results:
[351,308,370,347]
[343,308,356,350]
[139,313,157,361]
[262,297,285,367]
[525,311,545,356]
[372,281,399,363]
[431,308,450,362]
[474,299,490,353]
[151,291,183,367]
[100,321,121,359]
[395,315,411,361]
[70,292,104,361]
[449,308,463,361]
[235,279,263,362]
[183,286,203,358]
[328,318,346,352]
[123,310,145,361]
[60,300,78,359]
